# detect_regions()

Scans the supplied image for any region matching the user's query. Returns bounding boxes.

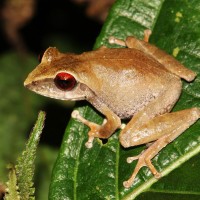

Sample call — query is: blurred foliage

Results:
[5,166,20,200]
[5,111,45,200]
[0,52,42,181]
[15,111,45,200]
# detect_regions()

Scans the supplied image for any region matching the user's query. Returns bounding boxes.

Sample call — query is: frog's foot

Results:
[120,123,126,130]
[109,36,126,47]
[143,29,152,42]
[109,29,152,48]
[122,108,200,188]
[123,149,161,188]
[71,110,106,148]
[126,150,145,163]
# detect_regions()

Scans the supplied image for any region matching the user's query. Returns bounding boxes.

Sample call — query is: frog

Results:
[24,30,200,188]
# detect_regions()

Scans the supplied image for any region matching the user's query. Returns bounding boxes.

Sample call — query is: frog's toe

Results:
[71,110,80,119]
[85,136,94,149]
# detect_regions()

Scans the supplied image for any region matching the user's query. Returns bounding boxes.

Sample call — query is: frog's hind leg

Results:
[125,32,196,82]
[109,29,151,47]
[109,30,196,82]
[121,107,200,188]
[119,78,199,188]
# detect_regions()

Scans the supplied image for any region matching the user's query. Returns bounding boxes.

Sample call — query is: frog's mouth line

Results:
[24,78,86,101]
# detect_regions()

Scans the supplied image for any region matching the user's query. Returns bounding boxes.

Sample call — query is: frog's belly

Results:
[106,90,157,119]
[101,86,160,119]
[94,61,179,119]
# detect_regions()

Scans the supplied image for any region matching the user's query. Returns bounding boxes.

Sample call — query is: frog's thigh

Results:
[122,108,200,188]
[124,34,196,82]
[121,108,200,148]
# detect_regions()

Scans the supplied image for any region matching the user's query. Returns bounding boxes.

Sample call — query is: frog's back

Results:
[78,48,181,119]
[79,47,177,88]
[79,48,171,75]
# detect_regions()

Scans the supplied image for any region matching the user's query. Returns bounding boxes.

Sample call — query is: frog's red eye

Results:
[54,72,76,91]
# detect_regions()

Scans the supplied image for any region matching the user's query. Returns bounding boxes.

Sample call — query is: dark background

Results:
[0,0,101,54]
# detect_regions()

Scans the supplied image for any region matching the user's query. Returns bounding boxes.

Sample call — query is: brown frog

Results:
[24,30,200,188]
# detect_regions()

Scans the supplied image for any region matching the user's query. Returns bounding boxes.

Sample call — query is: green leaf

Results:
[49,0,200,199]
[5,165,20,200]
[15,111,45,200]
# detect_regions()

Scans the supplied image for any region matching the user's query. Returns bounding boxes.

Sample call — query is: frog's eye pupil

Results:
[54,72,76,91]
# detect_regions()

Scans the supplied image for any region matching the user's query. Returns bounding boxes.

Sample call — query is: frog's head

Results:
[24,47,90,101]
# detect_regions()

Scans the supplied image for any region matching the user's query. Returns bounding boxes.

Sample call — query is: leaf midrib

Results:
[148,189,200,195]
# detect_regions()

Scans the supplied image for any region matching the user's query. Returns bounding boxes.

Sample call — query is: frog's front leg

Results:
[72,95,121,148]
[120,107,200,188]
